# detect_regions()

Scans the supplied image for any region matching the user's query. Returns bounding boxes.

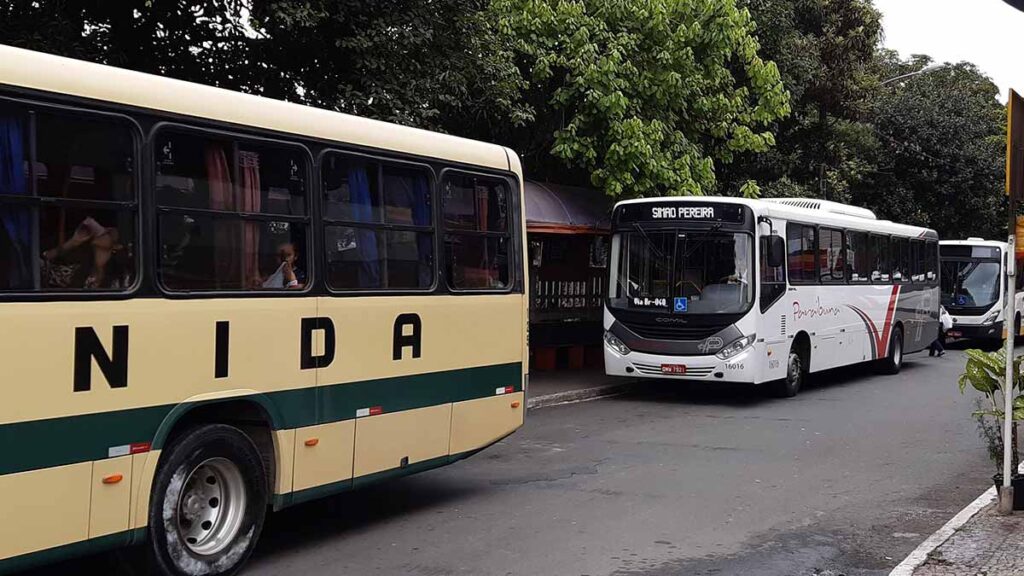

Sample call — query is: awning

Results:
[525,180,612,234]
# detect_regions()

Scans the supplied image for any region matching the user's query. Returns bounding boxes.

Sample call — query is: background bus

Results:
[0,45,527,576]
[604,197,939,397]
[940,238,1023,347]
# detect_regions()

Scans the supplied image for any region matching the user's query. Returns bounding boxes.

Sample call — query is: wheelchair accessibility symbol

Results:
[674,297,688,313]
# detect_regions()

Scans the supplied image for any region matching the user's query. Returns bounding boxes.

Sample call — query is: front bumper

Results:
[604,341,756,384]
[948,321,1003,340]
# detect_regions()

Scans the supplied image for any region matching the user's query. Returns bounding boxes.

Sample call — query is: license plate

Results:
[661,364,687,375]
[948,330,962,338]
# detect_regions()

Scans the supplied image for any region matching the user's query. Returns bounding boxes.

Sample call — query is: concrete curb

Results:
[888,463,1024,576]
[527,379,643,410]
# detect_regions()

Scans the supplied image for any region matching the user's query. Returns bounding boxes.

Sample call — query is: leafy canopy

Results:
[491,0,790,199]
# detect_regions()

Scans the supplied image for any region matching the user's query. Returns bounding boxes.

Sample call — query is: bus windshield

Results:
[610,228,753,314]
[941,259,1001,309]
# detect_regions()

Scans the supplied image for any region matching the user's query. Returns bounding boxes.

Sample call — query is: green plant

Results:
[958,348,1024,472]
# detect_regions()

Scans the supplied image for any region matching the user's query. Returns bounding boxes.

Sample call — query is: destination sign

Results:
[614,202,748,226]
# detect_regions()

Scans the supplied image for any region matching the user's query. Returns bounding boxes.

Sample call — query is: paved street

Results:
[30,347,998,576]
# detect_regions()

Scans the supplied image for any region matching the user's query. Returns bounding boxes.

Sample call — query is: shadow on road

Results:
[252,474,484,564]
[19,470,483,575]
[616,355,935,409]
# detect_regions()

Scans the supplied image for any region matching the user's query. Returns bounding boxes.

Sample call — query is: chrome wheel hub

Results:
[176,457,247,556]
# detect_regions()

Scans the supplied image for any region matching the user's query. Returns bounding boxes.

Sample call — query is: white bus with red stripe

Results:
[604,197,939,397]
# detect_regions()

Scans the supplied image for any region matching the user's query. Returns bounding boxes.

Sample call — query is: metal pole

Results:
[1000,194,1018,514]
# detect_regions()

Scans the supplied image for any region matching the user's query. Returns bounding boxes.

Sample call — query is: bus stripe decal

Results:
[0,362,522,477]
[846,287,902,360]
[847,305,879,359]
[879,286,902,354]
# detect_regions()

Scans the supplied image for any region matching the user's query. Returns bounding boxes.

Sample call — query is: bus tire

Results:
[771,349,804,398]
[878,326,904,375]
[148,424,268,576]
[1015,314,1021,339]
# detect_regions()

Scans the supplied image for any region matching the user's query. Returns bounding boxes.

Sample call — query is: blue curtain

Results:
[348,164,380,288]
[412,175,432,288]
[0,117,30,289]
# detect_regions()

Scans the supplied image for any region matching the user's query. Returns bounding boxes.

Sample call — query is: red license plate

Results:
[661,364,687,375]
[948,330,962,338]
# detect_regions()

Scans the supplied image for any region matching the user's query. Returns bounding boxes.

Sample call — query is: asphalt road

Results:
[28,345,998,576]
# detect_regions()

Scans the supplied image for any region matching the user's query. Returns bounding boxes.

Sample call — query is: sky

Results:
[874,0,1024,100]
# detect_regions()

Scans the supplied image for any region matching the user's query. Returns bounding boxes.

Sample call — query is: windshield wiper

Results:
[631,222,670,261]
[680,222,724,259]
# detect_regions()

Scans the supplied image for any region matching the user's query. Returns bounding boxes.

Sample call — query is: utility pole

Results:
[1000,89,1024,514]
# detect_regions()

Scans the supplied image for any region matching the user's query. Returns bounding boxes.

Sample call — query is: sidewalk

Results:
[890,466,1024,576]
[526,368,641,409]
[912,500,1024,575]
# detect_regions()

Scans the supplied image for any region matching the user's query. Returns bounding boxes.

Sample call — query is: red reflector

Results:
[504,386,514,394]
[129,442,151,455]
[369,406,383,416]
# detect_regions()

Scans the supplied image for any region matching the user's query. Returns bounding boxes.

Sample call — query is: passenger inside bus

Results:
[260,241,306,289]
[40,216,130,290]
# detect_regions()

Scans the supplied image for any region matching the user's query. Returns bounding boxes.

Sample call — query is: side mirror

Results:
[767,236,785,268]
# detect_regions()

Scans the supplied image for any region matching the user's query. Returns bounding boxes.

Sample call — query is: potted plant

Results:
[959,348,1024,509]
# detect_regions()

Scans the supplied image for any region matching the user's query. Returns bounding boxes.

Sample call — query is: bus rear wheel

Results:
[148,424,267,576]
[878,327,904,375]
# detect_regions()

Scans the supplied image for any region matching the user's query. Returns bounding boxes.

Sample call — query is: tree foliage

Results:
[491,0,790,199]
[726,0,881,201]
[247,1,531,133]
[853,52,1006,240]
[0,1,256,90]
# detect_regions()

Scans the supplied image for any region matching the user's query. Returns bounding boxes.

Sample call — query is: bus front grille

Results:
[632,362,715,378]
[621,322,725,341]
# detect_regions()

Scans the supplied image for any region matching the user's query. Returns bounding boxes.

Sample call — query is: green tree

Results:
[0,1,531,135]
[726,0,882,201]
[853,52,1006,239]
[0,1,257,91]
[491,0,790,199]
[248,1,531,133]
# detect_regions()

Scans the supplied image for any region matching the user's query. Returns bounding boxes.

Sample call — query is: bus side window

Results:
[847,231,870,283]
[442,172,512,291]
[891,237,910,283]
[871,234,891,282]
[760,235,785,311]
[0,103,138,292]
[818,227,844,284]
[786,223,817,284]
[321,153,435,291]
[154,130,310,292]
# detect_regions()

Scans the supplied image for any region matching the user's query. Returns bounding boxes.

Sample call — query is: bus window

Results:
[155,130,310,291]
[0,104,137,291]
[911,240,928,283]
[786,223,817,284]
[818,227,845,284]
[847,231,871,283]
[760,235,785,311]
[892,237,910,283]
[443,172,512,290]
[321,154,434,291]
[870,234,891,282]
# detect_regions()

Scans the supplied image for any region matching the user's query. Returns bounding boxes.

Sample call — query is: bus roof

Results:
[0,44,516,173]
[940,239,1008,249]
[614,196,938,239]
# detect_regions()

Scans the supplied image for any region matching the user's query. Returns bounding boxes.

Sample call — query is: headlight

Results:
[983,310,1000,325]
[716,334,756,360]
[604,331,631,356]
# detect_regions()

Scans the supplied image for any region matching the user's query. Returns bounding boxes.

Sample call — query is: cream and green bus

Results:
[0,45,528,575]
